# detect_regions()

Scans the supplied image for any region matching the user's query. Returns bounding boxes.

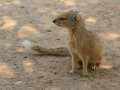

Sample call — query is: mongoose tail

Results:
[31,46,70,56]
[22,40,70,56]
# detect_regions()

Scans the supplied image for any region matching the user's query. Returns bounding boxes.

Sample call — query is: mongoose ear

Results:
[70,14,77,25]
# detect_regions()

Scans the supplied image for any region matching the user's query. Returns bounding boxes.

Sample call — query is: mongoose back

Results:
[53,10,104,76]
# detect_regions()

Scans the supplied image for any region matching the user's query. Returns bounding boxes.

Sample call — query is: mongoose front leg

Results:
[69,52,79,74]
[78,55,89,76]
[82,59,89,76]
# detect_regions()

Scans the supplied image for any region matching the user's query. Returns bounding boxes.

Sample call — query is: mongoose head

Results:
[53,10,80,29]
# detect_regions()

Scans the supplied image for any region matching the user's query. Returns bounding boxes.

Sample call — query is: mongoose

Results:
[53,10,105,76]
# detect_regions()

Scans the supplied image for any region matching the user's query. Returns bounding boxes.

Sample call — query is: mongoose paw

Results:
[83,73,88,77]
[82,71,89,77]
[76,64,81,70]
[77,61,82,70]
[91,65,97,70]
[82,73,93,77]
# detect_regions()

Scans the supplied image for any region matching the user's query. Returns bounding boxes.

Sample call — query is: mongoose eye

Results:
[59,17,66,21]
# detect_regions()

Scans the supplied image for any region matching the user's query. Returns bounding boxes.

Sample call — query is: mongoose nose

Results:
[53,20,56,23]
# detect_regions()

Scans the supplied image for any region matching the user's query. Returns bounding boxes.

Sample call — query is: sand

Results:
[0,0,120,90]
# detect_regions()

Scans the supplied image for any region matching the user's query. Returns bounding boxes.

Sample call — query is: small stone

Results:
[6,0,13,2]
[29,21,32,23]
[38,72,45,79]
[15,81,22,85]
[24,56,27,58]
[38,75,44,79]
[74,78,77,80]
[56,38,60,40]
[48,80,53,83]
[53,71,58,75]
[20,6,25,8]
[46,30,51,32]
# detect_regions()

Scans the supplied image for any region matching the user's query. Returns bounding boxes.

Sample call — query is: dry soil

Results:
[0,0,120,90]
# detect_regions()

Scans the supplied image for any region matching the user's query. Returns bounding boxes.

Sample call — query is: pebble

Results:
[15,81,22,85]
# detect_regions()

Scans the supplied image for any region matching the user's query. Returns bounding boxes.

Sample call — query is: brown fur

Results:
[53,10,104,76]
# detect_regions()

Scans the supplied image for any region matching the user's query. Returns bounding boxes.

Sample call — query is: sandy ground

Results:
[0,0,120,90]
